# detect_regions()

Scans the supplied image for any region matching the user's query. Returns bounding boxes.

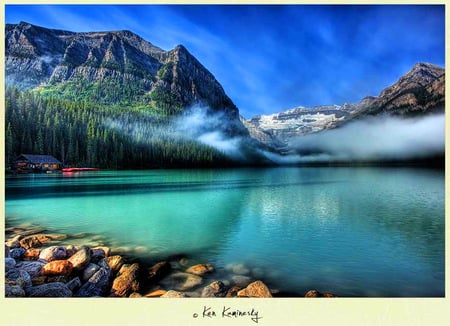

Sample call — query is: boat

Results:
[61,167,100,172]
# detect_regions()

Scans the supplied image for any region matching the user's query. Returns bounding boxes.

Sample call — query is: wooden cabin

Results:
[14,154,63,172]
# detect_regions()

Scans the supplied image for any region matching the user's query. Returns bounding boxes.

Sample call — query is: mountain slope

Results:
[245,62,445,149]
[5,22,240,121]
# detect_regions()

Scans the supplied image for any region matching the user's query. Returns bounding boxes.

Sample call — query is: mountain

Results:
[5,22,258,168]
[5,22,241,123]
[244,62,445,149]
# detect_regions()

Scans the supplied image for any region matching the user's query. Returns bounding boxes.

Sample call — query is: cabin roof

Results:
[16,154,62,164]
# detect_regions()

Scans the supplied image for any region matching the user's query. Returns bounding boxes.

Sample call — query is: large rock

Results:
[27,282,72,297]
[41,260,73,276]
[39,246,67,262]
[10,247,26,259]
[76,267,112,297]
[226,285,243,298]
[148,261,171,283]
[105,255,125,273]
[111,263,141,297]
[237,280,273,298]
[160,272,203,291]
[15,261,45,278]
[68,246,91,270]
[186,263,214,276]
[6,268,32,288]
[5,234,22,248]
[82,263,101,282]
[5,284,26,297]
[201,281,227,298]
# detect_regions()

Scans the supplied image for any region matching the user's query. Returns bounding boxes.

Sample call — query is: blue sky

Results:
[5,4,445,118]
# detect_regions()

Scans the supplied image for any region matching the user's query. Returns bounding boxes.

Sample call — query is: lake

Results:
[5,167,445,297]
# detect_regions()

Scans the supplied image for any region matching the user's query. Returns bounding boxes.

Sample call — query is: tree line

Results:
[5,87,233,169]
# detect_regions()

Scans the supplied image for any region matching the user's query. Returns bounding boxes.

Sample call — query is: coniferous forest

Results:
[5,87,233,169]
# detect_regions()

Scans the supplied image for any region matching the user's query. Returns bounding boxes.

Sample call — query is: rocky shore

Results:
[5,224,336,298]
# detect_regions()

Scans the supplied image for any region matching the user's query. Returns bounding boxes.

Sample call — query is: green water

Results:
[5,167,445,297]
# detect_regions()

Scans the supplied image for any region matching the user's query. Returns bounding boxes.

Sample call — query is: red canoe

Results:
[61,167,99,172]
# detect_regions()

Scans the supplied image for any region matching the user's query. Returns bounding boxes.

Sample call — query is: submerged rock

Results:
[161,290,188,298]
[160,272,203,291]
[237,280,273,298]
[186,263,215,276]
[148,261,171,284]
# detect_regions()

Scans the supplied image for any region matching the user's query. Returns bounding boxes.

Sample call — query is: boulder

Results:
[105,255,125,273]
[41,260,73,276]
[148,261,171,284]
[5,257,16,271]
[111,263,141,297]
[6,268,32,288]
[27,282,72,297]
[237,280,273,298]
[15,261,46,278]
[82,263,101,282]
[5,284,26,297]
[161,290,188,298]
[160,272,203,291]
[23,248,41,260]
[201,281,227,298]
[92,246,111,257]
[186,263,214,276]
[304,289,337,298]
[10,247,26,259]
[68,246,91,270]
[39,246,67,262]
[19,235,44,249]
[76,267,112,297]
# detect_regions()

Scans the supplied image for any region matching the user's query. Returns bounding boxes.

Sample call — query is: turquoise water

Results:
[5,167,445,297]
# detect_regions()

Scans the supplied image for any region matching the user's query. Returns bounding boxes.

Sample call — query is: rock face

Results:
[5,22,242,124]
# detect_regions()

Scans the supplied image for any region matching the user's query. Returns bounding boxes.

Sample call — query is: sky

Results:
[5,4,445,118]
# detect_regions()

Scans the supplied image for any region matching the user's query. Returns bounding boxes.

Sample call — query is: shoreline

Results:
[5,221,336,298]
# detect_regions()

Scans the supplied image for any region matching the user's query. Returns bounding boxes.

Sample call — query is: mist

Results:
[105,105,246,159]
[274,113,445,163]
